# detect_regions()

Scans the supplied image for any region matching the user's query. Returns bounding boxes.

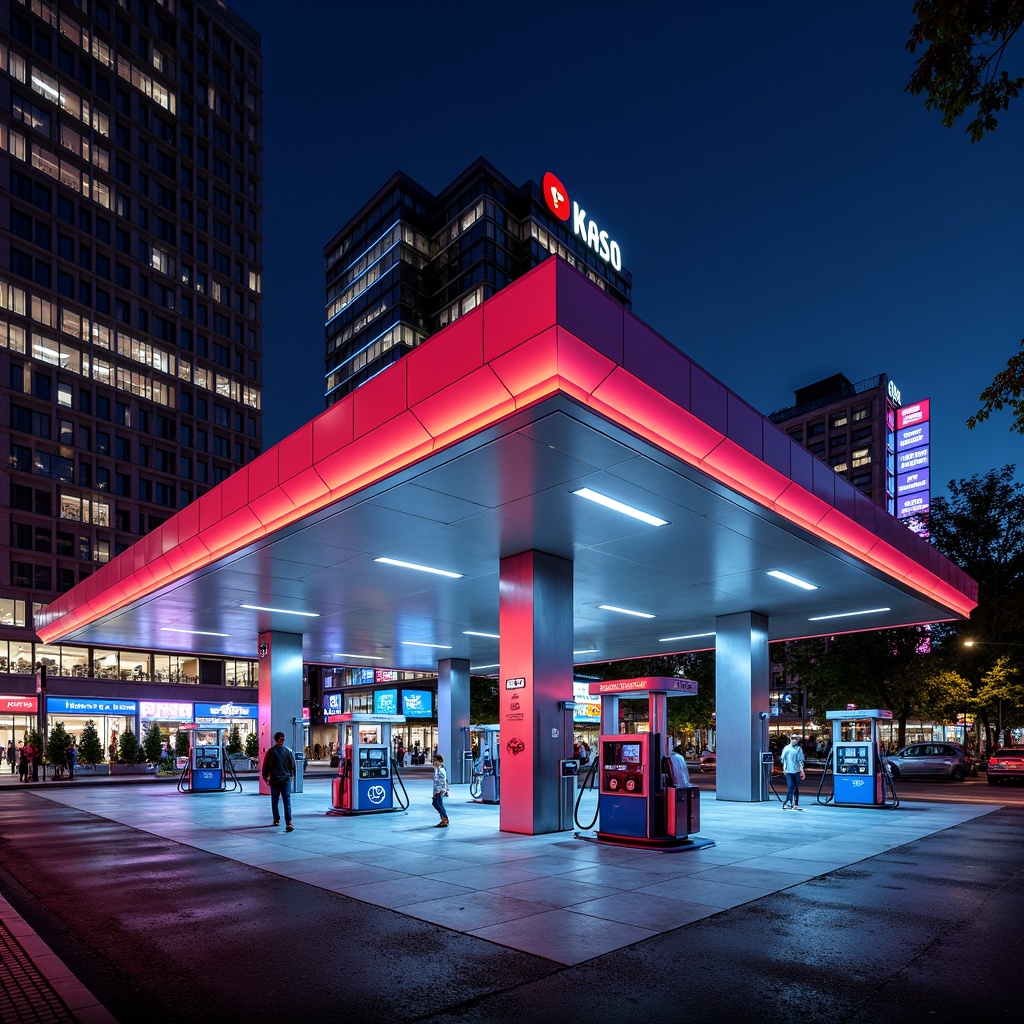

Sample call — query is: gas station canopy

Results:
[37,259,976,667]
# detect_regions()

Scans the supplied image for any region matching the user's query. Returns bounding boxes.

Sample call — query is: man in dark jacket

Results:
[261,732,296,831]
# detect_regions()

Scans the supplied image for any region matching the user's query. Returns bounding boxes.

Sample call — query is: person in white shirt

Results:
[666,744,692,787]
[779,735,806,810]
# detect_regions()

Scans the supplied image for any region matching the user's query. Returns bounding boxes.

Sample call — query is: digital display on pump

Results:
[622,743,641,764]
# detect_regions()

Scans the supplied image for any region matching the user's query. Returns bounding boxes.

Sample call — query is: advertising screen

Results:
[897,421,929,451]
[897,445,929,474]
[897,469,930,496]
[402,690,433,717]
[323,691,344,715]
[897,492,931,518]
[374,689,398,714]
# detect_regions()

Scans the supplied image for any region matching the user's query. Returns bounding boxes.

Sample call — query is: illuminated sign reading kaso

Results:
[542,171,622,272]
[887,379,902,406]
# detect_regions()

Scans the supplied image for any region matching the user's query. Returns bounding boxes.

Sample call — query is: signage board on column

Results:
[896,399,930,538]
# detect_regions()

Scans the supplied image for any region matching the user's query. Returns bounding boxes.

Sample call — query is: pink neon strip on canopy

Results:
[35,258,975,641]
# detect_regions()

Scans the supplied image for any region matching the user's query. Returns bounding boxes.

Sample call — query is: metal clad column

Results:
[437,658,470,782]
[715,611,770,802]
[499,550,574,834]
[257,630,303,795]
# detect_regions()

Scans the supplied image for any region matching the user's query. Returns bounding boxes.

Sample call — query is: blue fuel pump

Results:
[176,723,242,794]
[326,712,409,815]
[820,709,898,808]
[581,678,712,850]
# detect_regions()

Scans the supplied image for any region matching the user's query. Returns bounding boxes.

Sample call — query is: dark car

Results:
[886,743,973,782]
[986,747,1024,785]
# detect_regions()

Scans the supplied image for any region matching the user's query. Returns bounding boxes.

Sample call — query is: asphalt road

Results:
[0,785,1021,1024]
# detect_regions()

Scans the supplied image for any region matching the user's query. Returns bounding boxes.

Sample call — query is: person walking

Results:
[780,734,806,810]
[66,738,78,780]
[261,731,296,831]
[21,740,36,783]
[431,753,449,828]
[17,742,28,782]
[5,739,14,774]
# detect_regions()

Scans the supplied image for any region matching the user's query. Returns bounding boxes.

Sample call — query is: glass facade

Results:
[323,159,633,403]
[0,0,263,704]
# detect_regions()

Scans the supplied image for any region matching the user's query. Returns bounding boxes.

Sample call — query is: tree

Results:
[175,730,190,757]
[117,727,139,765]
[906,0,1024,142]
[786,628,934,748]
[469,675,499,724]
[227,724,243,755]
[142,721,164,763]
[45,721,70,774]
[245,731,258,758]
[968,338,1024,434]
[78,720,104,765]
[930,466,1024,642]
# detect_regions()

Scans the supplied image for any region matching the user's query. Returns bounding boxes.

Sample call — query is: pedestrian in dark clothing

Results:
[67,739,78,780]
[5,739,14,774]
[261,732,296,831]
[17,743,28,782]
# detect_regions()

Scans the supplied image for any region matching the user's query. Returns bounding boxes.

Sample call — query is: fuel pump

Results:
[584,678,711,850]
[821,709,898,808]
[463,724,501,803]
[326,713,409,815]
[176,723,242,793]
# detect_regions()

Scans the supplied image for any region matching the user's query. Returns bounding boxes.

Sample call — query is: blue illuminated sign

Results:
[402,690,433,718]
[47,696,137,715]
[897,422,929,451]
[374,689,398,714]
[897,445,929,474]
[897,492,930,518]
[323,691,344,715]
[897,469,930,496]
[194,701,257,719]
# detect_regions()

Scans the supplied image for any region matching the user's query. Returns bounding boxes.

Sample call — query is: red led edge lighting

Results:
[36,259,975,642]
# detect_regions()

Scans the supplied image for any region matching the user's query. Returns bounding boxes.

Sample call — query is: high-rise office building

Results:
[0,0,263,729]
[323,158,633,402]
[768,373,901,513]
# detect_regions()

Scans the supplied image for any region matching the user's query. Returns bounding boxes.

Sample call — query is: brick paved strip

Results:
[0,894,117,1024]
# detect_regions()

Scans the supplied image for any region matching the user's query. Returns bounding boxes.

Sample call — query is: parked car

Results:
[985,747,1024,785]
[699,753,716,772]
[885,743,973,782]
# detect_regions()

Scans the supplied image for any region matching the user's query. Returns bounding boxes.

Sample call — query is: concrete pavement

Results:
[0,773,1020,1023]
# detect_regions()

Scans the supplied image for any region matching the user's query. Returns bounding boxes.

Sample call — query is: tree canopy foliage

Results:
[967,337,1024,434]
[906,0,1024,142]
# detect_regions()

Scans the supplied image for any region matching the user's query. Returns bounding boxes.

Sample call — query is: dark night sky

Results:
[232,0,1022,493]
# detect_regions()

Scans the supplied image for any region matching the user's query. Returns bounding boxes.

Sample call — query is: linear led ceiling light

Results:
[599,604,655,619]
[240,604,320,617]
[573,648,600,655]
[463,631,500,639]
[374,557,463,578]
[402,641,453,649]
[572,487,668,527]
[334,653,385,660]
[766,570,818,591]
[659,631,715,643]
[471,663,499,671]
[808,607,891,622]
[161,627,231,637]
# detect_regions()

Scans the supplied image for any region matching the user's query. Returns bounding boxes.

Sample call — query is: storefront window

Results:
[225,659,257,686]
[91,649,119,678]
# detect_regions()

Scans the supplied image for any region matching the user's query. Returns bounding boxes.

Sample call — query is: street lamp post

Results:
[962,639,1022,749]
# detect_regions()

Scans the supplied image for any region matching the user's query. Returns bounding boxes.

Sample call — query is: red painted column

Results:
[498,550,574,835]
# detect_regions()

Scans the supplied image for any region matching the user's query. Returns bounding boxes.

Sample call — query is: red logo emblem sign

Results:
[542,172,570,221]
